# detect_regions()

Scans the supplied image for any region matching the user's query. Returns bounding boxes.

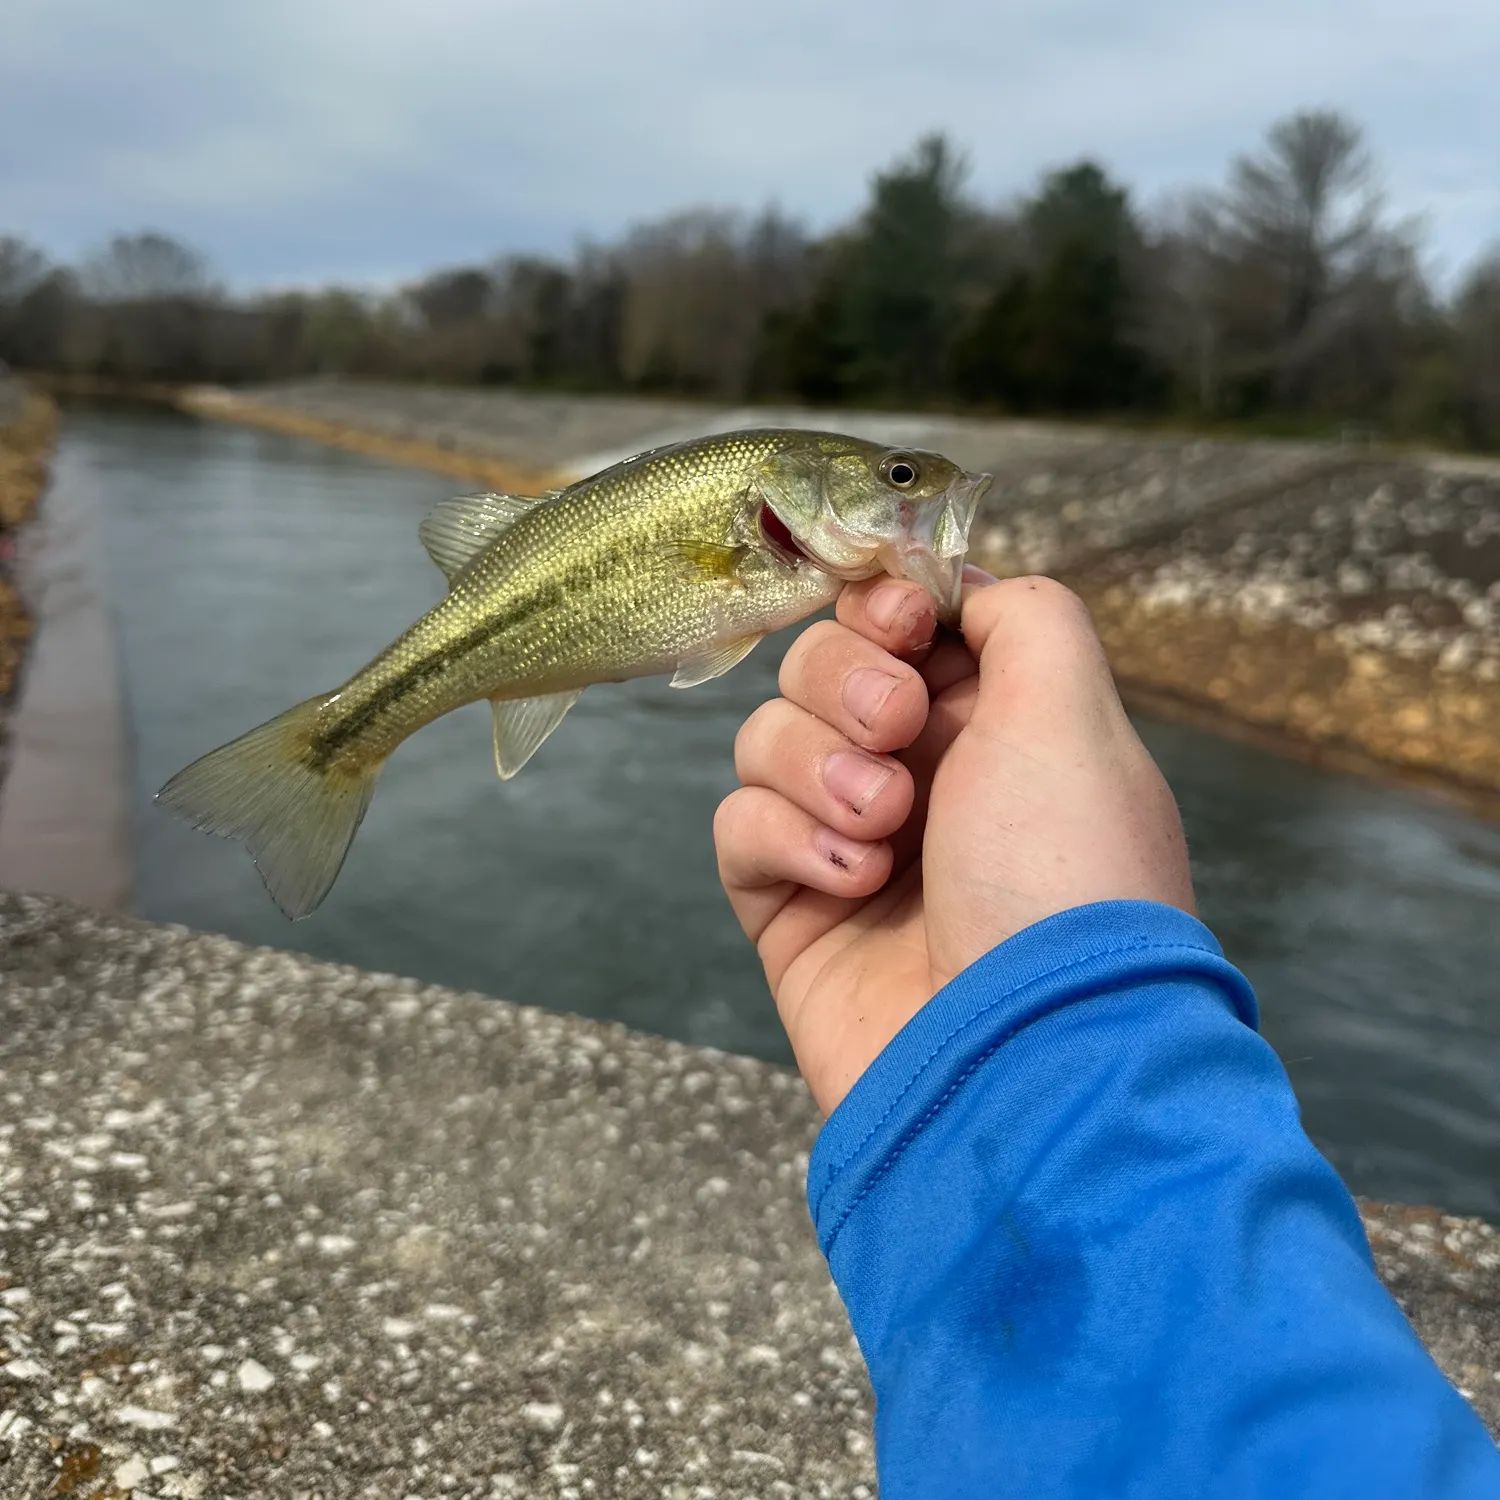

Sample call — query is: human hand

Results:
[715,572,1196,1115]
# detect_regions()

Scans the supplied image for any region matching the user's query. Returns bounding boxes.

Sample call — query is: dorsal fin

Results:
[419,492,547,586]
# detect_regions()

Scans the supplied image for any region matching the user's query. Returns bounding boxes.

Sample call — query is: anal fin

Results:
[670,636,762,689]
[491,689,582,779]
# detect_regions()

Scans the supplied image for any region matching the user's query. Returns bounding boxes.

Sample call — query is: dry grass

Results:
[177,385,568,496]
[0,386,59,697]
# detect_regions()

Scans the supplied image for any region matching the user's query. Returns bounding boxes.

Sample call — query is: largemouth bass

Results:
[159,428,990,918]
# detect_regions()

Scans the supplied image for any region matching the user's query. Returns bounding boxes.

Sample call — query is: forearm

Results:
[808,901,1500,1499]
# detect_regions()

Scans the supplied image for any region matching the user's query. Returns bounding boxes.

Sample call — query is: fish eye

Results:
[882,455,920,489]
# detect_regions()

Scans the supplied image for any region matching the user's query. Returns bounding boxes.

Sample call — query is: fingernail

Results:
[815,826,873,873]
[962,564,998,588]
[843,667,900,729]
[866,582,912,632]
[824,750,893,815]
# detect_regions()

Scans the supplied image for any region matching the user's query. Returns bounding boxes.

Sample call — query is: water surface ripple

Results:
[68,404,1500,1216]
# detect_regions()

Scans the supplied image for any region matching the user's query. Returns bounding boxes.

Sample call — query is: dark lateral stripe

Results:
[309,578,568,766]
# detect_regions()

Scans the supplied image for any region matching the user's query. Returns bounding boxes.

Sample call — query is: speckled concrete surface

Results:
[1,892,1497,1498]
[0,893,868,1499]
[1076,459,1500,797]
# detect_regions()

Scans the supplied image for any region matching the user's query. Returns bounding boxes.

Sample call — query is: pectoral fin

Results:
[661,540,749,585]
[670,636,762,689]
[420,492,548,586]
[490,689,582,779]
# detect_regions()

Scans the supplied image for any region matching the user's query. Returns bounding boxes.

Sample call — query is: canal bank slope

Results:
[0,380,58,725]
[2,890,1499,1500]
[181,380,1500,815]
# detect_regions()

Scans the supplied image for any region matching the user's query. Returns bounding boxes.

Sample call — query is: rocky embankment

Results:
[0,380,58,717]
[1068,458,1500,807]
[182,379,1500,808]
[2,892,1499,1500]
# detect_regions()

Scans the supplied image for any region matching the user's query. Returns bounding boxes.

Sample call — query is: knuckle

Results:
[780,619,847,697]
[799,618,846,653]
[733,700,783,772]
[967,574,1101,660]
[712,788,757,846]
[1010,574,1092,626]
[778,619,838,693]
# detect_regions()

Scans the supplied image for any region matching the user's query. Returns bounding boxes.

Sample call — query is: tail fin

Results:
[157,696,382,919]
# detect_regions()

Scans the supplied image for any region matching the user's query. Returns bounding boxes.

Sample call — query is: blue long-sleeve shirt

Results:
[807,901,1500,1497]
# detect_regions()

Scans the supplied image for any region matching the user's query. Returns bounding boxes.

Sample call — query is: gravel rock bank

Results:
[2,892,1497,1498]
[211,380,1329,563]
[1075,458,1500,795]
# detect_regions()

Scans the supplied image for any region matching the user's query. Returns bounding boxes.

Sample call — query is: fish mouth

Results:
[887,470,991,624]
[757,503,811,567]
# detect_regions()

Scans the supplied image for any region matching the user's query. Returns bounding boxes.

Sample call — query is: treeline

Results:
[3,109,1498,447]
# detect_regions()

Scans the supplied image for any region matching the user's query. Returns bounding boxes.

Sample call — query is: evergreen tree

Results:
[839,134,969,398]
[953,161,1158,413]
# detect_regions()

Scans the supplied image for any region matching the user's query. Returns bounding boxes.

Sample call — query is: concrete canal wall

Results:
[0,381,131,912]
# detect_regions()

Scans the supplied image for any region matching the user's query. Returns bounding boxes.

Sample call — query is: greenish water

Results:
[67,404,1500,1216]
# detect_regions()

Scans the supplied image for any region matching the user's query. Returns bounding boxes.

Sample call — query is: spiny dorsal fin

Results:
[670,635,762,689]
[490,690,582,779]
[419,492,547,586]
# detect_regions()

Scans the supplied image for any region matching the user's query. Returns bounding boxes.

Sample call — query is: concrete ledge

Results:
[0,894,866,1499]
[1,893,1496,1498]
[0,431,132,912]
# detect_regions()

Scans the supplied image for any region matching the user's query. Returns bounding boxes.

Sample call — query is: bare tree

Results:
[1218,111,1406,403]
[1455,250,1500,446]
[80,231,214,303]
[0,236,49,306]
[1141,192,1231,411]
[616,207,809,396]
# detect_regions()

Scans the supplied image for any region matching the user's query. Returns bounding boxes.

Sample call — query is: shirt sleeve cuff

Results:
[805,899,1259,1256]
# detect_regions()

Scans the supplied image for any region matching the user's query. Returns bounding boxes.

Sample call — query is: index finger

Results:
[836,577,939,659]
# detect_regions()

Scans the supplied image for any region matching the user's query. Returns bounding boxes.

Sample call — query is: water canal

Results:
[60,402,1500,1216]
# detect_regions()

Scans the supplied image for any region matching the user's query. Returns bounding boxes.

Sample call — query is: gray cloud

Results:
[4,0,1496,288]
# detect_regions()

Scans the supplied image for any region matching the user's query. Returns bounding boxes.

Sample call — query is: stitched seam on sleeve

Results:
[811,941,1238,1244]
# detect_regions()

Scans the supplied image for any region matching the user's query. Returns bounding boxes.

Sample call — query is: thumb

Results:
[959,574,1122,737]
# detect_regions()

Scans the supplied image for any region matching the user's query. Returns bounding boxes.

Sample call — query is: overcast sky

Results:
[4,0,1497,291]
